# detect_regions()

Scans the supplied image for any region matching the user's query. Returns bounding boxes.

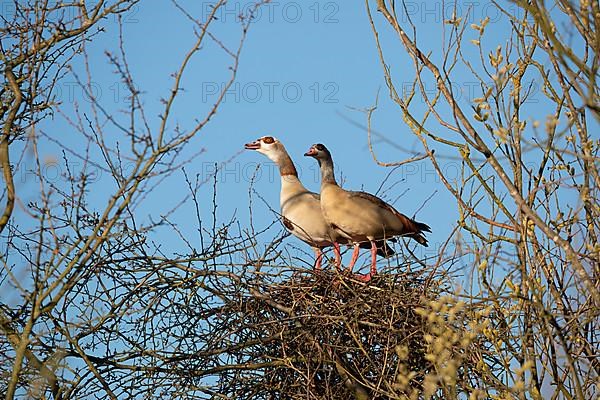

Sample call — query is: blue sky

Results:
[17,1,555,274]
[3,3,594,396]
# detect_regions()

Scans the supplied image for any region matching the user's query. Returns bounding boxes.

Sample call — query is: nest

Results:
[214,267,444,399]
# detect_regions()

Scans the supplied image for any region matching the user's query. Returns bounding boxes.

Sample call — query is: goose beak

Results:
[304,146,318,157]
[244,140,261,150]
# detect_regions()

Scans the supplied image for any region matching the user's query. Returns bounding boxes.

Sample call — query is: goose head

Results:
[304,143,331,161]
[244,136,286,162]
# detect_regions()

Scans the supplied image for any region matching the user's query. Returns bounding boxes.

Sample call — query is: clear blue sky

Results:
[4,4,592,396]
[21,1,548,272]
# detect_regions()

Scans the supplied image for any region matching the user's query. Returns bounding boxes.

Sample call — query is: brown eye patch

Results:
[316,144,324,151]
[262,136,274,144]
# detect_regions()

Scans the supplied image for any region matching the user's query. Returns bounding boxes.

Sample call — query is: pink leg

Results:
[354,241,378,282]
[333,242,342,270]
[313,248,323,270]
[369,240,378,277]
[345,243,360,273]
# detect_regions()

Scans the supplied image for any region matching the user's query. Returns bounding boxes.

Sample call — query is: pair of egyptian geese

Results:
[245,136,431,282]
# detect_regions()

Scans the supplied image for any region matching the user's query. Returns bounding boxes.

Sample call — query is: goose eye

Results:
[262,136,274,144]
[316,144,324,151]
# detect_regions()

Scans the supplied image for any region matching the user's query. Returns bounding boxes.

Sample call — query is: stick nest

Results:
[213,267,445,399]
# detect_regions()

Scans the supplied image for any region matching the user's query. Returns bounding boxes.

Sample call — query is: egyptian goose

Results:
[245,136,393,270]
[305,143,431,282]
[245,136,342,269]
